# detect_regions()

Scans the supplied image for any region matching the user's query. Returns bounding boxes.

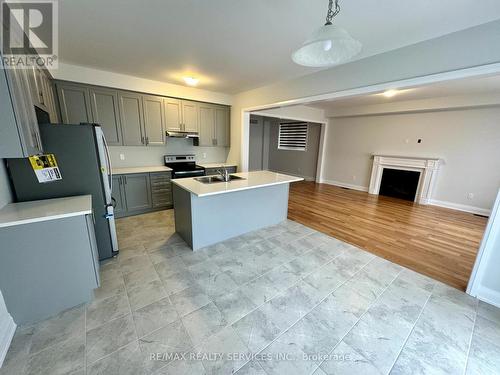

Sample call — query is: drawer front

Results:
[152,190,172,208]
[151,181,172,190]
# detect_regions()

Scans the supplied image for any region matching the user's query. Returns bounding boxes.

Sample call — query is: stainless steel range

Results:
[164,154,205,179]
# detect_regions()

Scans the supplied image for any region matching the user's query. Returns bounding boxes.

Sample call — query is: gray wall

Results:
[249,116,321,180]
[322,106,500,211]
[109,138,229,168]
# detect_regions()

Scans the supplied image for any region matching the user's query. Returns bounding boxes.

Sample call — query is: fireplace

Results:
[368,155,442,205]
[379,168,421,201]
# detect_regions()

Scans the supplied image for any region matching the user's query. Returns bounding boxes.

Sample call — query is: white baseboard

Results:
[429,199,490,216]
[0,314,16,367]
[319,179,369,192]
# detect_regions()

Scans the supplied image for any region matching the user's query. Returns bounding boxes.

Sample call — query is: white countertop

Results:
[197,162,238,169]
[172,170,303,197]
[112,166,172,175]
[0,195,93,228]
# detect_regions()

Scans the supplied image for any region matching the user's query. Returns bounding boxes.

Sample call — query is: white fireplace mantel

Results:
[368,155,442,204]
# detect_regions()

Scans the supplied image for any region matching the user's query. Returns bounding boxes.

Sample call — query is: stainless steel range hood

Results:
[166,131,199,139]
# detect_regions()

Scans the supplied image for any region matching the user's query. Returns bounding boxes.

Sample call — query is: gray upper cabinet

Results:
[1,63,43,157]
[182,100,199,133]
[143,95,165,145]
[215,106,230,147]
[56,82,93,124]
[199,104,216,146]
[122,173,152,212]
[164,98,182,132]
[90,87,123,146]
[118,91,145,146]
[198,104,229,147]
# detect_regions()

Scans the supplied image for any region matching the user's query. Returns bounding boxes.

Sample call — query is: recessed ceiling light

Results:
[383,89,399,98]
[183,77,199,86]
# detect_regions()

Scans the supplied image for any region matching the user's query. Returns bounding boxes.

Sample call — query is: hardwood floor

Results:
[288,181,488,291]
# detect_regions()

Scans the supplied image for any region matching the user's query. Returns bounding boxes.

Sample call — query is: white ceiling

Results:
[59,0,500,94]
[308,74,500,110]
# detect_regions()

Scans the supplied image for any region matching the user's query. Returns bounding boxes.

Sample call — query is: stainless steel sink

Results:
[195,175,245,184]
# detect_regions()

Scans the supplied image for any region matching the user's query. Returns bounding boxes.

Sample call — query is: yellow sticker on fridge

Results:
[28,154,62,183]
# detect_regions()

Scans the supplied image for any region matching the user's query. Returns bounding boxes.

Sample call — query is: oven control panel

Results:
[164,155,196,163]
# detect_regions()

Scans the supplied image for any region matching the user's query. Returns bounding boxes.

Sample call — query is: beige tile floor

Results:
[1,210,500,375]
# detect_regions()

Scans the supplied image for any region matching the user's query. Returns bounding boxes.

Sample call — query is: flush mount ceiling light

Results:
[292,0,362,68]
[183,77,199,86]
[383,89,399,98]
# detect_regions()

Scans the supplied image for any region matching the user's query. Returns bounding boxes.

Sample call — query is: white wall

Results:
[321,106,500,213]
[227,20,500,169]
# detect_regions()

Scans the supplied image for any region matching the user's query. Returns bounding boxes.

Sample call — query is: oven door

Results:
[173,169,206,179]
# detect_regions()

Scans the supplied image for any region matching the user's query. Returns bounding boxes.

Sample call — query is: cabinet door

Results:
[118,91,145,146]
[182,100,199,133]
[41,74,58,123]
[123,173,152,212]
[198,104,215,146]
[143,95,165,145]
[56,83,93,124]
[215,106,230,147]
[90,87,123,145]
[164,98,182,132]
[3,66,43,155]
[111,176,126,216]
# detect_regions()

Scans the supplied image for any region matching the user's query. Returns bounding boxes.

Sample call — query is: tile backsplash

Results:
[109,138,229,167]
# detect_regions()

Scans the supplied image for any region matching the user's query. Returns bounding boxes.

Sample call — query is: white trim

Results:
[472,286,500,309]
[241,62,500,172]
[0,314,16,367]
[320,179,369,192]
[429,199,491,216]
[467,188,500,298]
[315,123,327,183]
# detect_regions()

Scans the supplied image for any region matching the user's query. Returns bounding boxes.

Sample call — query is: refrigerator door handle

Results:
[102,132,113,194]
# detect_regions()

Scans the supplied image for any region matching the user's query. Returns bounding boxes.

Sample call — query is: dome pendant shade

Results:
[292,24,362,67]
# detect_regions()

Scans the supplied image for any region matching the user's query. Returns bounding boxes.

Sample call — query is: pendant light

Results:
[292,0,362,67]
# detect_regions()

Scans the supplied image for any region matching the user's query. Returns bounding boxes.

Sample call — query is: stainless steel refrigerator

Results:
[6,123,118,260]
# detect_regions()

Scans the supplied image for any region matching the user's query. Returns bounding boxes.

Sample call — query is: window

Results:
[278,122,308,151]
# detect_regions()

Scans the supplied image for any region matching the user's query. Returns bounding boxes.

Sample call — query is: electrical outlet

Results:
[467,193,474,200]
[119,153,125,160]
[405,139,410,144]
[202,152,207,159]
[352,175,356,181]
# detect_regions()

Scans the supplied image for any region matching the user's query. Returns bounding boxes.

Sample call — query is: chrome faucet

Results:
[217,167,230,182]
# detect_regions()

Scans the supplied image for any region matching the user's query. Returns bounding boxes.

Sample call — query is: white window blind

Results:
[278,122,308,151]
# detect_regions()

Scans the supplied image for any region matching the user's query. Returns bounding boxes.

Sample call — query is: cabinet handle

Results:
[124,176,127,184]
[141,136,145,144]
[146,136,149,145]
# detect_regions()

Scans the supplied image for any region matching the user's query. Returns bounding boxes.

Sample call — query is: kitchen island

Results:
[172,170,303,250]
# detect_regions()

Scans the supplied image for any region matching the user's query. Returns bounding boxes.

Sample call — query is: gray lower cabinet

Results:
[56,82,93,124]
[112,175,126,216]
[114,172,172,218]
[90,87,123,145]
[204,166,237,176]
[0,214,99,324]
[123,173,152,212]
